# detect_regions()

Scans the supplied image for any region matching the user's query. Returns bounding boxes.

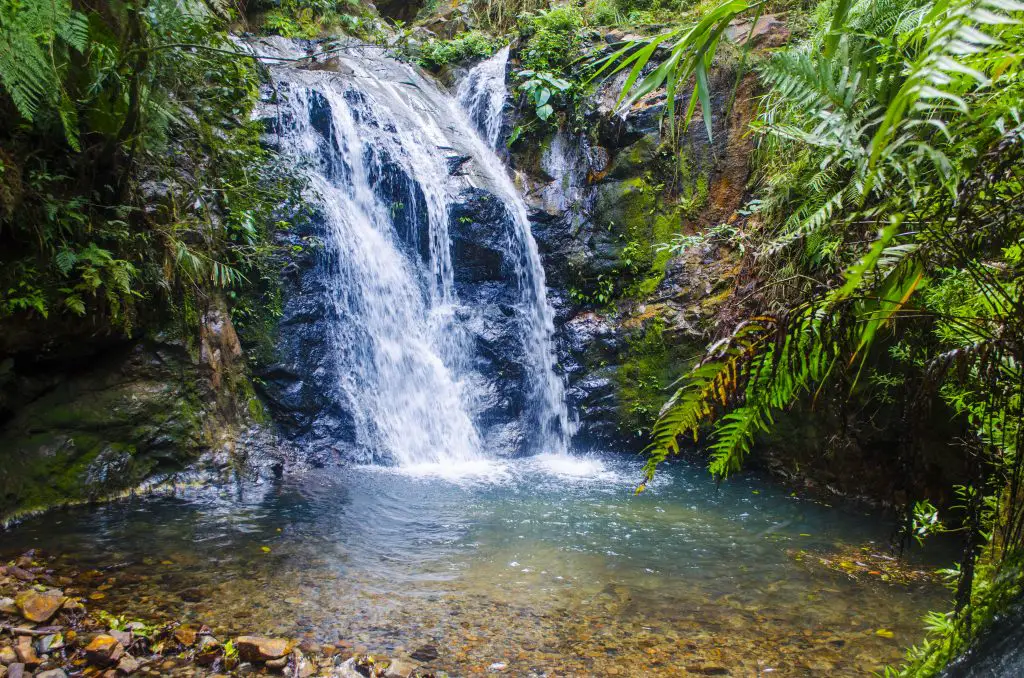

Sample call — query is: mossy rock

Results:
[0,341,213,520]
[614,313,701,441]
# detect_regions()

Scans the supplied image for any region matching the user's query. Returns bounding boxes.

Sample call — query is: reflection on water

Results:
[0,454,950,675]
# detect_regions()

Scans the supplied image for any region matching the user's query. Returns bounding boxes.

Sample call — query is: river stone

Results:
[409,645,438,663]
[14,590,65,622]
[14,637,37,666]
[234,636,293,662]
[35,670,68,678]
[84,634,124,666]
[6,567,34,582]
[265,656,288,670]
[37,633,64,653]
[0,597,16,614]
[5,664,23,678]
[334,658,365,678]
[116,656,141,675]
[383,658,417,677]
[173,625,197,646]
[0,646,16,664]
[195,635,221,665]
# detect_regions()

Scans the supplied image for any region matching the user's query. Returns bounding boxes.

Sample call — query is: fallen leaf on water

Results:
[261,546,271,553]
[875,629,895,638]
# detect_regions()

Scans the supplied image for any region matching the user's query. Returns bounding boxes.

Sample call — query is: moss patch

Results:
[614,315,696,439]
[581,137,714,307]
[0,339,227,521]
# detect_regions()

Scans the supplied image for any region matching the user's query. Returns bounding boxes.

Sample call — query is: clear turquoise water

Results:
[0,453,951,675]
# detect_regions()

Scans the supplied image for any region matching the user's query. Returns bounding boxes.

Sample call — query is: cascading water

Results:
[457,48,573,454]
[456,46,510,149]
[253,39,570,465]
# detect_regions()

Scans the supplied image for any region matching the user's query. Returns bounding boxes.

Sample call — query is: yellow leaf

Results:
[261,546,271,553]
[875,629,895,638]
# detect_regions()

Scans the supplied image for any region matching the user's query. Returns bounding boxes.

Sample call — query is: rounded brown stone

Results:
[234,636,294,662]
[14,590,65,623]
[173,625,197,647]
[84,634,125,667]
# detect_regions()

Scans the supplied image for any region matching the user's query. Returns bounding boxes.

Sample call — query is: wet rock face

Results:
[0,326,248,519]
[941,600,1024,677]
[511,38,763,447]
[450,188,514,285]
[254,203,359,457]
[558,312,623,447]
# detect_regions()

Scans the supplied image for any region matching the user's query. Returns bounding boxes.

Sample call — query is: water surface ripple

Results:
[0,454,949,675]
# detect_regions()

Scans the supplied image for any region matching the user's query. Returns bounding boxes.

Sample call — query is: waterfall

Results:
[456,48,573,455]
[456,46,510,149]
[253,39,571,465]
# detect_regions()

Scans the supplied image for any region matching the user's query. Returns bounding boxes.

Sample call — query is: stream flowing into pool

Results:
[1,454,948,675]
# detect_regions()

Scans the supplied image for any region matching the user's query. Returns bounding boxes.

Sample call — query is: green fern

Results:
[0,0,88,145]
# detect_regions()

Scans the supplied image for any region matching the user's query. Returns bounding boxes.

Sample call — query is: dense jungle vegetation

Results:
[1,0,1021,675]
[0,0,310,360]
[602,0,1023,674]
[603,0,1024,673]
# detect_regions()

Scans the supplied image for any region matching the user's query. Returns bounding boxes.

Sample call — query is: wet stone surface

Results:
[0,454,953,676]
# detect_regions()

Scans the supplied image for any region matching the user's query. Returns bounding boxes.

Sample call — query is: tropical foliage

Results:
[0,0,298,344]
[256,0,378,39]
[417,30,502,70]
[606,0,1023,672]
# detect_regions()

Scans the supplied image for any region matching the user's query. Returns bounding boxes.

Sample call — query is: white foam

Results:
[531,453,607,478]
[361,459,512,484]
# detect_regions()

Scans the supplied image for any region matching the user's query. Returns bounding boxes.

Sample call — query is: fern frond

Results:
[707,403,773,476]
[0,0,89,132]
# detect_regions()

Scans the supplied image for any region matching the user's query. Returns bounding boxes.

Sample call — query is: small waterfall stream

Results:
[254,39,570,465]
[456,48,573,455]
[457,45,510,149]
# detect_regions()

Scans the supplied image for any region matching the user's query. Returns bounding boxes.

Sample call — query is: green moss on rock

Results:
[0,363,209,519]
[614,314,696,439]
[0,305,257,521]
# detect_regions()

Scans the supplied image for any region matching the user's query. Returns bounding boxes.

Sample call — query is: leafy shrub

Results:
[517,70,572,121]
[518,4,587,72]
[417,31,501,71]
[255,0,373,38]
[0,0,300,337]
[585,0,685,25]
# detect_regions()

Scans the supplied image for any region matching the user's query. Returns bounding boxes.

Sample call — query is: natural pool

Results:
[1,453,950,676]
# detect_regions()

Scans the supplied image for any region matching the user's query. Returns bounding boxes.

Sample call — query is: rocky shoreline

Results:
[0,552,439,678]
